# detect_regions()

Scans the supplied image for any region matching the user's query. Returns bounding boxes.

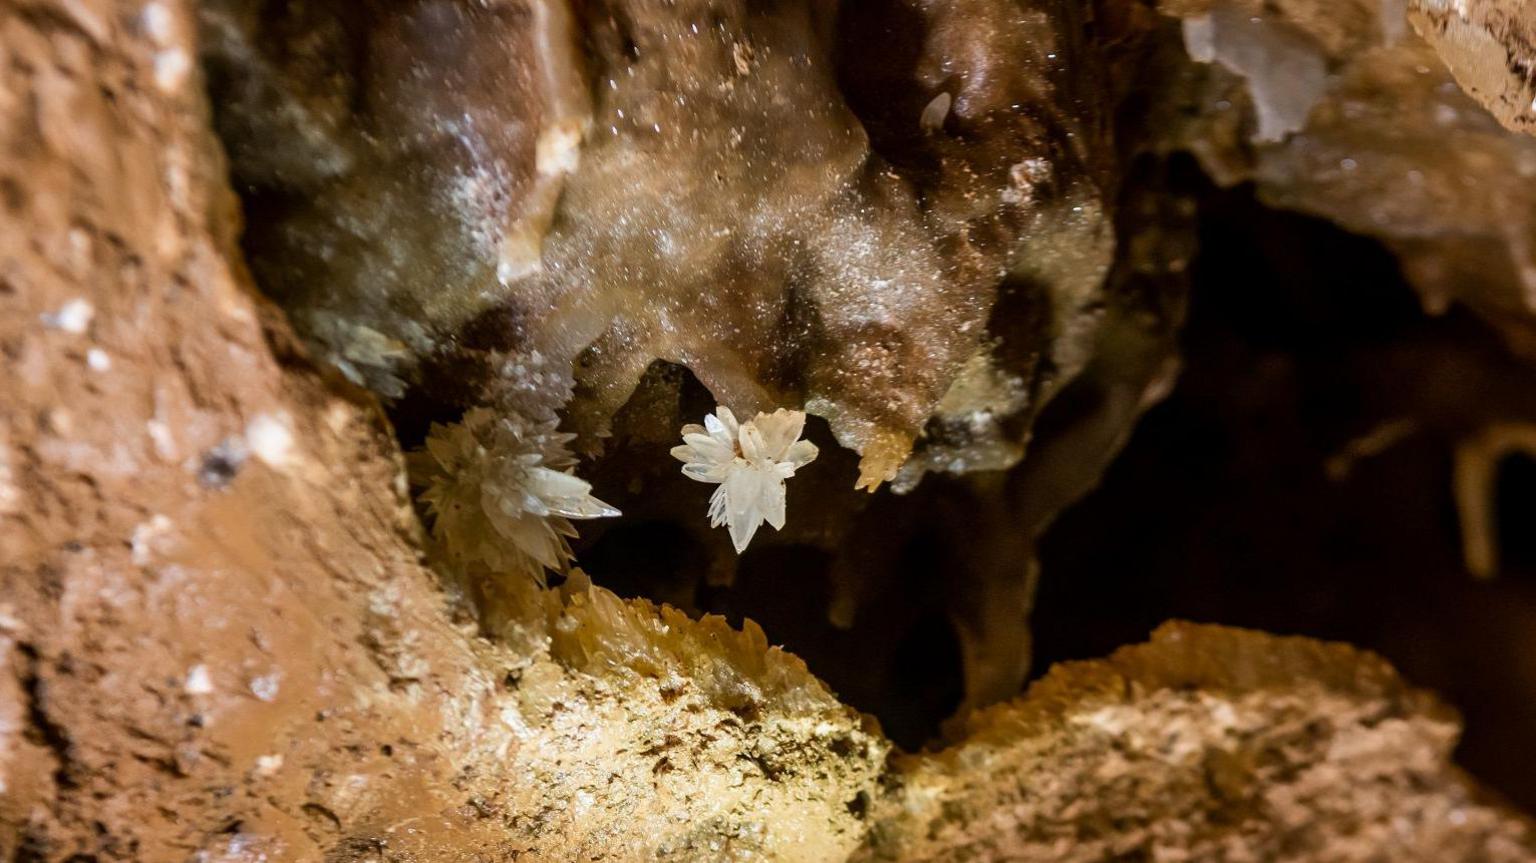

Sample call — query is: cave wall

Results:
[2,0,1536,861]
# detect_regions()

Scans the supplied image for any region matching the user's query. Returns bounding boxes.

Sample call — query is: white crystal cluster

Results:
[672,407,819,553]
[410,407,618,583]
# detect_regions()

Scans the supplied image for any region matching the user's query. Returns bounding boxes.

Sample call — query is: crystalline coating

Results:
[201,0,588,395]
[203,0,1117,490]
[860,624,1536,861]
[200,0,1190,710]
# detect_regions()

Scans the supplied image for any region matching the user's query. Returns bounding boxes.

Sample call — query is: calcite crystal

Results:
[409,406,620,584]
[671,407,820,553]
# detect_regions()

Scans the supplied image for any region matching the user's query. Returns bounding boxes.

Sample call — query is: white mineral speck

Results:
[254,754,283,776]
[185,664,214,695]
[0,604,23,634]
[141,2,172,43]
[131,514,175,566]
[42,298,93,334]
[499,703,532,738]
[249,673,281,702]
[246,413,294,468]
[154,48,191,92]
[534,122,583,176]
[0,442,16,516]
[86,348,111,372]
[146,420,177,460]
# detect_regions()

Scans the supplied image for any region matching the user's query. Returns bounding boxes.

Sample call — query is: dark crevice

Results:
[1496,453,1536,578]
[1035,180,1536,812]
[17,643,78,793]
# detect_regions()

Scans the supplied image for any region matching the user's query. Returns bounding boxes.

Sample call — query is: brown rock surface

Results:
[1159,0,1536,362]
[0,2,883,859]
[1410,0,1536,136]
[860,623,1536,862]
[193,0,1195,715]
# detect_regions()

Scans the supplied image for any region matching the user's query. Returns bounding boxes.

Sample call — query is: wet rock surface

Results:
[199,0,1130,492]
[201,0,1192,716]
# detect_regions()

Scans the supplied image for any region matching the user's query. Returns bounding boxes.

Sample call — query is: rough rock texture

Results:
[1150,0,1536,595]
[1159,0,1536,362]
[859,623,1536,862]
[193,0,1536,729]
[0,2,882,858]
[1410,0,1536,136]
[198,0,590,399]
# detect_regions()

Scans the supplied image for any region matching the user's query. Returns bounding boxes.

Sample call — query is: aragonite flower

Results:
[671,406,819,553]
[410,408,618,583]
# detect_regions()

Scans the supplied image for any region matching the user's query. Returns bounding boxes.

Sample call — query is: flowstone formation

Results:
[199,0,1127,490]
[6,0,1536,860]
